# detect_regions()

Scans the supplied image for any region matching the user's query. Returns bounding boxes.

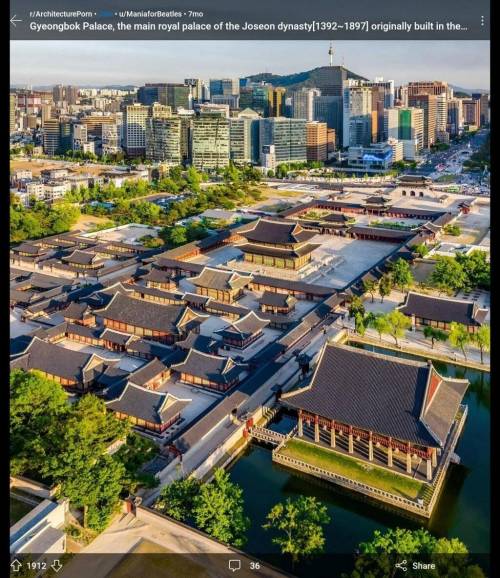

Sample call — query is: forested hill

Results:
[244,66,367,89]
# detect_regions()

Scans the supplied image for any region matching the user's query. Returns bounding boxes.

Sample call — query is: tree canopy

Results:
[263,496,330,564]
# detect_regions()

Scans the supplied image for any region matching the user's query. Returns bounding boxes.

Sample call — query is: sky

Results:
[10,40,490,90]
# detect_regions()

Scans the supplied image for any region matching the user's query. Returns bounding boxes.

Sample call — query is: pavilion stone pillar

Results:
[426,458,432,481]
[298,410,303,437]
[387,437,393,467]
[368,432,374,462]
[348,426,354,454]
[406,443,412,474]
[330,420,336,448]
[432,447,437,467]
[314,415,320,443]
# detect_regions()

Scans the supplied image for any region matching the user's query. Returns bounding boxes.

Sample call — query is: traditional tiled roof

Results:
[322,213,351,223]
[61,301,92,320]
[171,349,246,384]
[258,291,297,308]
[128,358,169,387]
[175,333,220,354]
[239,218,317,245]
[100,328,135,346]
[365,195,392,205]
[141,268,177,284]
[190,267,252,291]
[216,311,269,340]
[62,250,99,265]
[350,226,412,239]
[397,292,488,326]
[12,242,48,256]
[282,342,467,447]
[106,383,190,425]
[125,338,175,358]
[95,293,206,334]
[9,336,115,384]
[239,242,321,258]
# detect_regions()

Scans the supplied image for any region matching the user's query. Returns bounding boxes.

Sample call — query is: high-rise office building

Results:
[291,88,320,122]
[52,84,65,104]
[72,124,88,151]
[123,104,155,157]
[462,99,480,128]
[177,108,195,162]
[66,86,79,105]
[102,123,122,155]
[384,108,400,141]
[146,117,182,164]
[211,95,240,110]
[362,78,395,108]
[42,119,61,155]
[408,94,437,149]
[306,121,328,162]
[472,93,489,126]
[447,99,463,137]
[343,84,373,148]
[251,84,271,116]
[397,107,424,159]
[191,112,230,170]
[436,94,448,136]
[407,81,451,98]
[313,95,342,144]
[267,88,287,118]
[209,78,240,98]
[314,66,349,97]
[230,111,260,164]
[185,78,205,102]
[259,117,307,164]
[10,93,16,134]
[138,84,190,111]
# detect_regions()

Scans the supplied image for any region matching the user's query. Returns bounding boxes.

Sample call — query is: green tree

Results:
[10,370,69,475]
[263,496,330,565]
[423,326,448,349]
[449,322,471,360]
[389,258,413,294]
[456,250,491,291]
[349,528,484,578]
[384,310,411,346]
[430,256,467,294]
[362,279,378,303]
[156,477,201,522]
[354,313,366,336]
[411,243,429,258]
[368,313,390,341]
[472,324,490,364]
[348,296,365,319]
[378,274,392,303]
[193,468,250,547]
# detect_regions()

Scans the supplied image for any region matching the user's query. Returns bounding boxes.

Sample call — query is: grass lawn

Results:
[279,439,425,500]
[10,496,34,525]
[108,540,207,578]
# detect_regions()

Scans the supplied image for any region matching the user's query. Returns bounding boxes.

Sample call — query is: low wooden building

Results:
[190,267,252,303]
[10,336,116,392]
[95,292,208,344]
[282,342,468,481]
[106,383,190,434]
[171,349,246,392]
[258,291,297,314]
[397,292,489,333]
[238,218,320,270]
[216,311,270,349]
[128,358,171,390]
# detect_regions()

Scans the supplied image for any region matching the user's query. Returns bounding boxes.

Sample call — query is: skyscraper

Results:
[146,117,182,164]
[313,95,342,144]
[447,99,463,137]
[291,88,320,122]
[343,84,373,148]
[209,78,240,98]
[472,93,489,126]
[384,108,400,141]
[407,81,451,98]
[123,104,150,157]
[192,111,230,170]
[10,93,16,134]
[306,121,328,162]
[362,78,395,108]
[268,88,287,118]
[408,94,437,149]
[259,117,307,164]
[462,99,480,128]
[230,110,260,164]
[42,119,61,155]
[314,66,349,97]
[397,107,424,159]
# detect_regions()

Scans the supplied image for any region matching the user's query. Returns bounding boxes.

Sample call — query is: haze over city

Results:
[11,40,490,90]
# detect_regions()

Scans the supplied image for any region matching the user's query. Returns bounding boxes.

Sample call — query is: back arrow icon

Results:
[10,15,22,27]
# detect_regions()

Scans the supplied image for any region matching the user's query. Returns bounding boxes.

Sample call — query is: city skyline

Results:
[11,40,490,90]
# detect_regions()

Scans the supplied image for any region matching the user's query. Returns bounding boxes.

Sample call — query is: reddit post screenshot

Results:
[9,0,490,577]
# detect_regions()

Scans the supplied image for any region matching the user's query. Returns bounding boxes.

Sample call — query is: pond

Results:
[227,344,490,573]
